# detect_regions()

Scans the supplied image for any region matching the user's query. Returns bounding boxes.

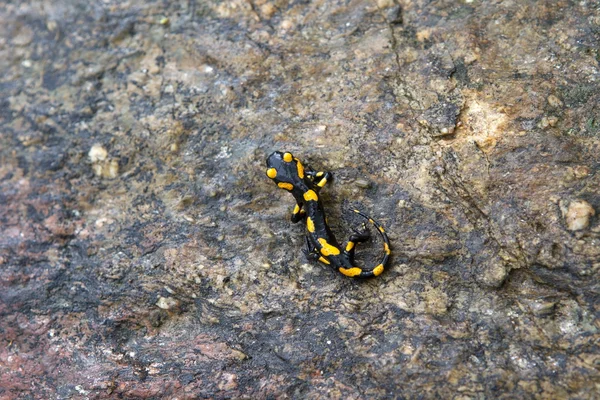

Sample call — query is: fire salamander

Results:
[266,151,391,278]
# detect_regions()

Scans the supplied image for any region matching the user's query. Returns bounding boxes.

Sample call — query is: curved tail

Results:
[352,209,391,278]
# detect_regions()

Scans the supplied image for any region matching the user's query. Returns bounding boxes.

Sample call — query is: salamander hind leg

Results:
[302,236,320,262]
[302,236,332,266]
[344,224,371,263]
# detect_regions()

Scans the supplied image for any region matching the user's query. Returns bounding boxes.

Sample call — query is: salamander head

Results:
[266,151,300,186]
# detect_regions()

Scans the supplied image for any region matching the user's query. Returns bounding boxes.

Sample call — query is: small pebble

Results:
[89,144,119,179]
[260,3,276,18]
[156,296,179,310]
[547,94,563,108]
[47,20,58,32]
[280,20,293,30]
[106,159,119,179]
[481,261,508,288]
[377,0,395,8]
[89,144,108,162]
[526,300,556,316]
[565,200,595,231]
[540,116,559,129]
[355,179,371,189]
[572,166,590,179]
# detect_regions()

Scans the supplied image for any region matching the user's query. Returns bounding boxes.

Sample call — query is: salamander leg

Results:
[291,203,306,223]
[302,236,321,262]
[344,224,371,263]
[305,167,333,189]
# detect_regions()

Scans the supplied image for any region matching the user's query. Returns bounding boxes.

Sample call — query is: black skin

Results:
[266,151,390,278]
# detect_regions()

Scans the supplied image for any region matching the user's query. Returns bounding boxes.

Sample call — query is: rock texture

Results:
[1,0,599,398]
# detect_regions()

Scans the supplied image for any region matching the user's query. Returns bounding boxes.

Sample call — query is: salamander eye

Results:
[283,152,293,162]
[266,168,277,179]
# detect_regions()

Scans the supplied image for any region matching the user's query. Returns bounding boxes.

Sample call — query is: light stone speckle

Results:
[565,200,595,231]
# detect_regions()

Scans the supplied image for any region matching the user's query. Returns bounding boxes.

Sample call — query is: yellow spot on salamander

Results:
[303,190,318,202]
[345,241,355,252]
[354,209,360,213]
[317,177,327,187]
[316,171,324,177]
[378,226,385,233]
[266,168,277,179]
[293,204,300,214]
[307,216,315,233]
[318,238,340,256]
[384,242,391,255]
[296,160,305,179]
[283,152,293,162]
[278,182,294,190]
[369,219,374,224]
[373,264,384,276]
[339,267,363,277]
[318,256,330,265]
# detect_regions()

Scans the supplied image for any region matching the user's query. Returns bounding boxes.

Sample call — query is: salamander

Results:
[265,151,391,278]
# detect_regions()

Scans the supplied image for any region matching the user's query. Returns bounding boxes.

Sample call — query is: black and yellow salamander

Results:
[266,151,391,278]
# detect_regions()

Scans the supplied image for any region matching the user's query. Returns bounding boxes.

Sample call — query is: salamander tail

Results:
[352,209,391,278]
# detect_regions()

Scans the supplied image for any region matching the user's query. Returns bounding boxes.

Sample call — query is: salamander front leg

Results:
[291,203,306,223]
[305,167,333,189]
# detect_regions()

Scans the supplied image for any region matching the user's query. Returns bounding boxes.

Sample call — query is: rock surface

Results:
[1,0,599,398]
